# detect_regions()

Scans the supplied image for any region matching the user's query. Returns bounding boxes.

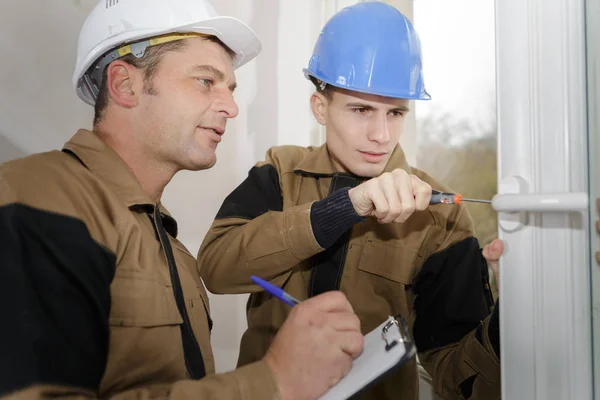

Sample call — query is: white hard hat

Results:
[73,0,262,106]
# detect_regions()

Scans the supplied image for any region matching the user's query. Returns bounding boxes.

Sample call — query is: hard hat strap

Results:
[83,32,208,101]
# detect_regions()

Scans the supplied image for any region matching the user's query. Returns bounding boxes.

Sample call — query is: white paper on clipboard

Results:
[319,315,416,400]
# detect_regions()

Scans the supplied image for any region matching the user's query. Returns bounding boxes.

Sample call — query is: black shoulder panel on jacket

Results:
[412,236,494,352]
[0,204,116,396]
[215,164,284,220]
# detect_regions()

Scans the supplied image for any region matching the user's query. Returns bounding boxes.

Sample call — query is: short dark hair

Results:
[309,75,335,99]
[93,35,235,125]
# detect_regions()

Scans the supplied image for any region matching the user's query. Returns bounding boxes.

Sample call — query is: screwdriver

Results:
[430,190,492,205]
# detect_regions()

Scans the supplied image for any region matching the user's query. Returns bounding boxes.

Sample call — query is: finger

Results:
[490,262,500,286]
[337,331,365,358]
[411,175,432,210]
[368,180,390,221]
[491,239,505,256]
[482,245,490,260]
[305,291,355,314]
[393,170,416,223]
[483,239,504,261]
[329,353,354,387]
[482,240,502,286]
[339,354,354,379]
[482,247,494,263]
[378,173,402,223]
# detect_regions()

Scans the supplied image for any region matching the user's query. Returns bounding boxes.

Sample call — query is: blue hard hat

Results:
[303,1,430,100]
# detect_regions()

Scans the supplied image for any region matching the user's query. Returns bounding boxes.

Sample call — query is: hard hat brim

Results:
[303,68,431,101]
[179,16,262,70]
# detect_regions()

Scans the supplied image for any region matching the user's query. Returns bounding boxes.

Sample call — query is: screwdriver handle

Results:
[430,190,463,205]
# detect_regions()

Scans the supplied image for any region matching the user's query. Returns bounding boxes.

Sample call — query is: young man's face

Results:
[135,37,238,172]
[311,87,410,178]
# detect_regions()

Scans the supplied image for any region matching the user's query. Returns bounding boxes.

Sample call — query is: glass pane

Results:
[414,0,498,298]
[412,2,497,399]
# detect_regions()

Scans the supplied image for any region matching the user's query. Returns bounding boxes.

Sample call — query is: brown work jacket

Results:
[0,130,279,399]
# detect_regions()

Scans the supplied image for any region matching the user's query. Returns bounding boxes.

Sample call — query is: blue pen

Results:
[251,275,301,306]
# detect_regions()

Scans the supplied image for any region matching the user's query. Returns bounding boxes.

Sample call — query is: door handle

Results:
[494,176,589,232]
[492,193,589,212]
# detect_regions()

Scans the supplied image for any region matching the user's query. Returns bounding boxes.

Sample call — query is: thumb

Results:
[483,239,504,261]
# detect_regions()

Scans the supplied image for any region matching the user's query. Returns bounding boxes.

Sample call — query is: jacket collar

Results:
[294,143,412,177]
[62,129,179,237]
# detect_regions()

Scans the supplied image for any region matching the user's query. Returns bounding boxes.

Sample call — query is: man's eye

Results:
[198,78,213,87]
[353,108,368,113]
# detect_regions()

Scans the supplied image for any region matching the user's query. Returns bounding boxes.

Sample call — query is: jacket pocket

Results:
[357,239,418,285]
[109,271,183,327]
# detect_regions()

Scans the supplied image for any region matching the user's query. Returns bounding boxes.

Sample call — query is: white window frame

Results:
[587,0,600,396]
[495,0,593,398]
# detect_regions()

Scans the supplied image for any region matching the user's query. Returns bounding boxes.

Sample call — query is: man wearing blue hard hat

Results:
[199,2,502,399]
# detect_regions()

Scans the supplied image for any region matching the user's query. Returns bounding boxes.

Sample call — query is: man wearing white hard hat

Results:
[0,0,363,399]
[200,2,502,399]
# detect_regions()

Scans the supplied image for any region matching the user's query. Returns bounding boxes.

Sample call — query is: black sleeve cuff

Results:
[488,300,500,358]
[310,187,365,248]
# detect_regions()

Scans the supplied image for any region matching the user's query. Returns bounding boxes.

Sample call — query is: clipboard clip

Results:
[381,315,410,352]
[318,314,417,399]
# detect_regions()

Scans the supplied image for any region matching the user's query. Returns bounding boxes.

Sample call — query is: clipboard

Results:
[319,315,416,400]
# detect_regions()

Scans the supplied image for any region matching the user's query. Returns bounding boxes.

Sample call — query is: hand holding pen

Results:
[253,275,364,398]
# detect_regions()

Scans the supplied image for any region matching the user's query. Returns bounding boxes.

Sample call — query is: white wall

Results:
[0,0,95,152]
[0,133,26,163]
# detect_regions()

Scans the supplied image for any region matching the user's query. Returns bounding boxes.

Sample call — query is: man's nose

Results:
[214,90,239,118]
[367,116,390,144]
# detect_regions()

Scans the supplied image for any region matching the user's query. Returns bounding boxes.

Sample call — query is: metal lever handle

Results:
[492,193,588,213]
[496,176,588,233]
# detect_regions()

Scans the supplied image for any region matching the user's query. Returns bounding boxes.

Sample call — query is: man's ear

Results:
[310,92,329,126]
[105,60,143,108]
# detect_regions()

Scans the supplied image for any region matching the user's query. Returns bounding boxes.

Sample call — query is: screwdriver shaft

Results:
[461,198,492,204]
